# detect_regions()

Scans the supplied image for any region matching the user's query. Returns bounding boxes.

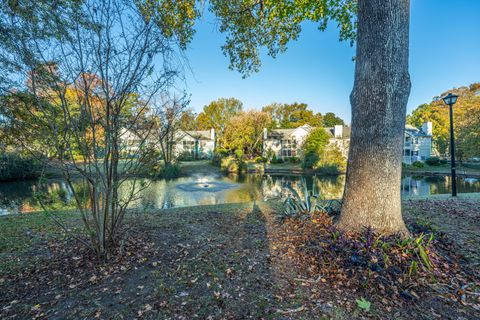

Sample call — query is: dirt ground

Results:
[1,198,479,319]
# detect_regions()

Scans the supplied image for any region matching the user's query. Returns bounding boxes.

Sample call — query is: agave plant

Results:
[280,177,342,221]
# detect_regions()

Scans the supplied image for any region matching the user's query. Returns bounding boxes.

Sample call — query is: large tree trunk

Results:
[337,0,411,235]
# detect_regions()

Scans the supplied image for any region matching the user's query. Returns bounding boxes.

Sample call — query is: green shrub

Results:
[289,156,300,163]
[159,163,181,179]
[280,178,341,221]
[220,156,246,173]
[0,153,43,181]
[178,152,195,161]
[440,159,448,165]
[315,164,341,175]
[425,156,440,166]
[412,161,425,168]
[270,154,284,164]
[234,149,244,160]
[254,156,264,163]
[211,147,229,167]
[302,151,318,169]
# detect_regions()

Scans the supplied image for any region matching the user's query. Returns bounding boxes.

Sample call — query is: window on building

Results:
[183,141,195,155]
[281,139,297,158]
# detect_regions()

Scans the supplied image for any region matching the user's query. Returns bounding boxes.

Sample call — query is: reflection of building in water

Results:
[401,176,432,196]
[261,175,291,200]
[261,175,345,200]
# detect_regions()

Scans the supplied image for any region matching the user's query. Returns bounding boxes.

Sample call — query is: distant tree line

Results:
[178,97,345,159]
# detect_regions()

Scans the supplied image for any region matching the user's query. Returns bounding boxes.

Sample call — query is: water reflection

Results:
[1,173,479,215]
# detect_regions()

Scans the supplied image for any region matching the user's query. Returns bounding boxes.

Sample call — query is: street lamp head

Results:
[443,93,458,106]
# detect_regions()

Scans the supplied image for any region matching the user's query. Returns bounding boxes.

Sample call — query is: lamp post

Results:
[442,93,459,197]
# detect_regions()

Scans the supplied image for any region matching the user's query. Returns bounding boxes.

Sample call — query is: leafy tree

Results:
[262,102,322,128]
[408,83,480,159]
[1,0,193,257]
[209,0,410,235]
[223,110,271,158]
[197,97,243,145]
[152,94,189,168]
[179,109,198,131]
[323,112,345,127]
[302,127,330,169]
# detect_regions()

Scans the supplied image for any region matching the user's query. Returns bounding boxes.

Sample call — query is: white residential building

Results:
[262,124,350,159]
[120,128,216,160]
[173,129,215,160]
[403,122,433,164]
[262,122,433,164]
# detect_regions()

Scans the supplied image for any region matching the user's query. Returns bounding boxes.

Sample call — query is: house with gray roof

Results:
[403,122,433,164]
[174,129,215,160]
[263,122,432,164]
[262,124,351,160]
[120,128,216,160]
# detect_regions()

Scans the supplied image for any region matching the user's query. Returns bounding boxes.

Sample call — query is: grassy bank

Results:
[1,200,479,319]
[402,162,480,177]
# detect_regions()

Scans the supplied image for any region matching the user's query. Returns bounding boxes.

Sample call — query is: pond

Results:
[1,173,480,215]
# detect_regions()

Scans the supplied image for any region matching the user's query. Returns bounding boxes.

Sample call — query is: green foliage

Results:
[211,147,229,167]
[315,164,341,175]
[316,145,346,173]
[254,156,264,163]
[262,102,322,129]
[209,0,357,76]
[179,110,198,131]
[159,163,181,179]
[222,110,271,158]
[197,98,243,145]
[302,127,330,169]
[136,0,198,49]
[412,161,424,168]
[220,156,246,173]
[302,151,318,169]
[408,83,480,159]
[355,298,371,312]
[323,112,345,127]
[425,156,441,166]
[301,128,345,173]
[395,233,435,276]
[270,154,284,164]
[0,153,43,181]
[280,178,341,221]
[288,156,300,164]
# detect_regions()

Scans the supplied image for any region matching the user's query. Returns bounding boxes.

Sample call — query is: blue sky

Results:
[182,1,480,123]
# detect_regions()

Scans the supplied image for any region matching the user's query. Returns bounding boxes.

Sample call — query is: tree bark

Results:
[337,0,411,235]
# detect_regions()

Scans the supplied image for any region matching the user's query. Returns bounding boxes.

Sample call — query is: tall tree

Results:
[210,0,411,234]
[153,94,189,167]
[197,97,243,145]
[262,102,323,128]
[1,0,193,256]
[179,109,198,131]
[323,112,345,127]
[408,83,480,159]
[223,110,271,158]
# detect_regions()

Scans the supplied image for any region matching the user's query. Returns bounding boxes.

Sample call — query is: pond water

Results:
[1,173,480,215]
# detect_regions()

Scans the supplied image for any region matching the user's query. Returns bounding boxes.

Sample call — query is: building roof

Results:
[324,126,351,139]
[405,125,431,137]
[267,124,351,140]
[184,130,212,140]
